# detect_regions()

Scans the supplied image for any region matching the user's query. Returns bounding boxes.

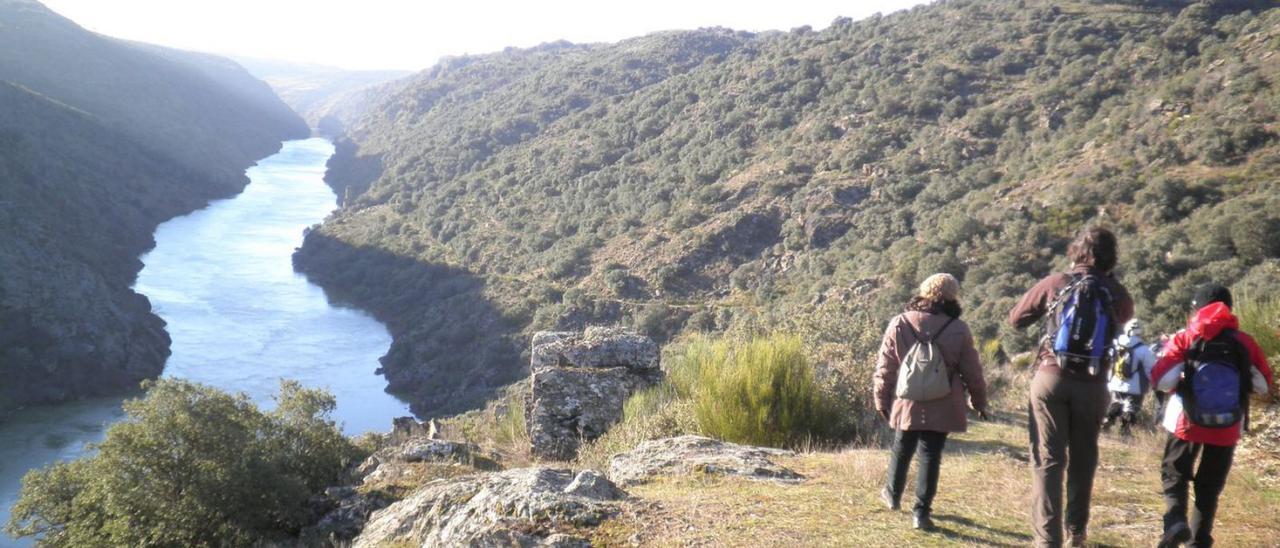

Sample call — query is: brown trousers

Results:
[1028,370,1109,547]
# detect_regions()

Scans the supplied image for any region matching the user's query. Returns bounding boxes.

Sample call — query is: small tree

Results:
[5,379,363,547]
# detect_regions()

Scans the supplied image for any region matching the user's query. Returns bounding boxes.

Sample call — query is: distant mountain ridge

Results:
[231,56,410,134]
[295,0,1280,418]
[0,0,308,410]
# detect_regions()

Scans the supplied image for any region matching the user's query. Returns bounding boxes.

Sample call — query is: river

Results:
[0,138,409,544]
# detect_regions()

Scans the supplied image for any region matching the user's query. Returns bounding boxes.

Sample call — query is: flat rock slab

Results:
[353,467,627,547]
[608,435,804,487]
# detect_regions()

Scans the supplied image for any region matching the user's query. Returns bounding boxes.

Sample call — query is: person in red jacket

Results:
[1150,285,1272,548]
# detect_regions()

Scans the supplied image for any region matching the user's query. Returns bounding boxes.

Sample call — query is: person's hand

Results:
[877,409,890,422]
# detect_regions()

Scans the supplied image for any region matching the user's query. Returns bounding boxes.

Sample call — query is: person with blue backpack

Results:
[1151,285,1272,548]
[1008,226,1134,548]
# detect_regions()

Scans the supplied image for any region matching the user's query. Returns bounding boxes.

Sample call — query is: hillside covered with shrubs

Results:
[0,0,308,410]
[297,0,1280,416]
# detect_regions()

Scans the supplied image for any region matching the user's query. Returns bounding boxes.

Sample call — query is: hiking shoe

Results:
[880,487,900,511]
[1066,529,1087,547]
[1159,522,1191,547]
[913,512,935,532]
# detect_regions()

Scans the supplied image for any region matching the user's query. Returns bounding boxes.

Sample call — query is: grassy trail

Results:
[597,412,1280,547]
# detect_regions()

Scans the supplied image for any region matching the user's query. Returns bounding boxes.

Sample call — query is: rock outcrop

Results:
[304,486,393,544]
[527,327,663,460]
[355,437,500,489]
[352,467,627,547]
[608,435,804,487]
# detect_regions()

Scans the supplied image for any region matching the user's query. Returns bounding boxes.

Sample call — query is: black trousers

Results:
[885,429,948,515]
[1162,434,1235,547]
[1103,392,1143,433]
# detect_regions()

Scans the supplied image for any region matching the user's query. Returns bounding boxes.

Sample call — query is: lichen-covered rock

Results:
[527,327,663,460]
[607,435,804,486]
[529,326,660,372]
[351,467,627,547]
[302,486,393,543]
[356,437,499,486]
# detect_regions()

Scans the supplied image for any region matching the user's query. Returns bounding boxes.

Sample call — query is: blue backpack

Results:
[1180,330,1251,429]
[1046,274,1115,377]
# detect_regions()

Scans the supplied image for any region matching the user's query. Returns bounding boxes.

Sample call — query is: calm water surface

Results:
[0,138,408,544]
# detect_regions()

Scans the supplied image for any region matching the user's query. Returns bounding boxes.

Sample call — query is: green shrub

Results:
[1237,294,1280,360]
[5,379,363,547]
[677,334,843,449]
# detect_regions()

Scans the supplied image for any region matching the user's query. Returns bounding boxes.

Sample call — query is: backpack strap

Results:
[1178,336,1207,405]
[936,316,957,343]
[1037,273,1085,350]
[904,315,956,344]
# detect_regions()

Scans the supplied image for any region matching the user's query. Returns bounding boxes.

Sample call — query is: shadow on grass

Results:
[946,434,1029,463]
[933,513,1033,547]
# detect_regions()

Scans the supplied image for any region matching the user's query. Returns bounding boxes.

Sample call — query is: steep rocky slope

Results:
[0,0,308,410]
[297,0,1280,416]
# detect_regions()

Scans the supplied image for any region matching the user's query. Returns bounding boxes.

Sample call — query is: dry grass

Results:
[595,415,1280,547]
[436,385,533,467]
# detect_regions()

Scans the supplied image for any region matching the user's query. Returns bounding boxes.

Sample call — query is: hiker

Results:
[1102,319,1157,435]
[873,273,989,532]
[1151,285,1272,548]
[1008,226,1134,548]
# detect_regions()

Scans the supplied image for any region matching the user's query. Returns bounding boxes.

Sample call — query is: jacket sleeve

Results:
[957,325,989,413]
[1237,332,1274,396]
[1152,331,1193,393]
[1138,345,1158,387]
[872,316,903,413]
[1008,275,1053,329]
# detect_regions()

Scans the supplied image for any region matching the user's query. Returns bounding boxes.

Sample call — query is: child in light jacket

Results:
[1103,319,1157,434]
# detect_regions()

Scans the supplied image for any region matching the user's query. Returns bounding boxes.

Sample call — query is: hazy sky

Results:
[42,0,930,72]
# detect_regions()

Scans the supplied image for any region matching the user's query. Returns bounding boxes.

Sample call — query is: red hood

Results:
[1188,302,1239,340]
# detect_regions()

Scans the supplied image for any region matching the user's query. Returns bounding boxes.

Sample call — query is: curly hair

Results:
[905,296,963,319]
[1067,226,1118,272]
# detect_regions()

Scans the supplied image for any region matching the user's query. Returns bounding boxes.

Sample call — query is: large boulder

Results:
[527,327,663,460]
[607,435,804,487]
[352,467,627,547]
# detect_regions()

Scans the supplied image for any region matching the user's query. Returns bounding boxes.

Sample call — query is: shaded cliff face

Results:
[0,0,309,411]
[300,1,1280,417]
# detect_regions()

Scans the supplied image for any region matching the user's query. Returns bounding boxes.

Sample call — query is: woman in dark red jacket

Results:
[1151,285,1272,548]
[873,273,988,532]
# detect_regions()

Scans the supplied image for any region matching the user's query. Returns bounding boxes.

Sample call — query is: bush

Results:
[676,334,843,449]
[1237,294,1280,360]
[5,380,363,547]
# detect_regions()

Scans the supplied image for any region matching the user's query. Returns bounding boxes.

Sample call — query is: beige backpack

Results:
[895,317,956,402]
